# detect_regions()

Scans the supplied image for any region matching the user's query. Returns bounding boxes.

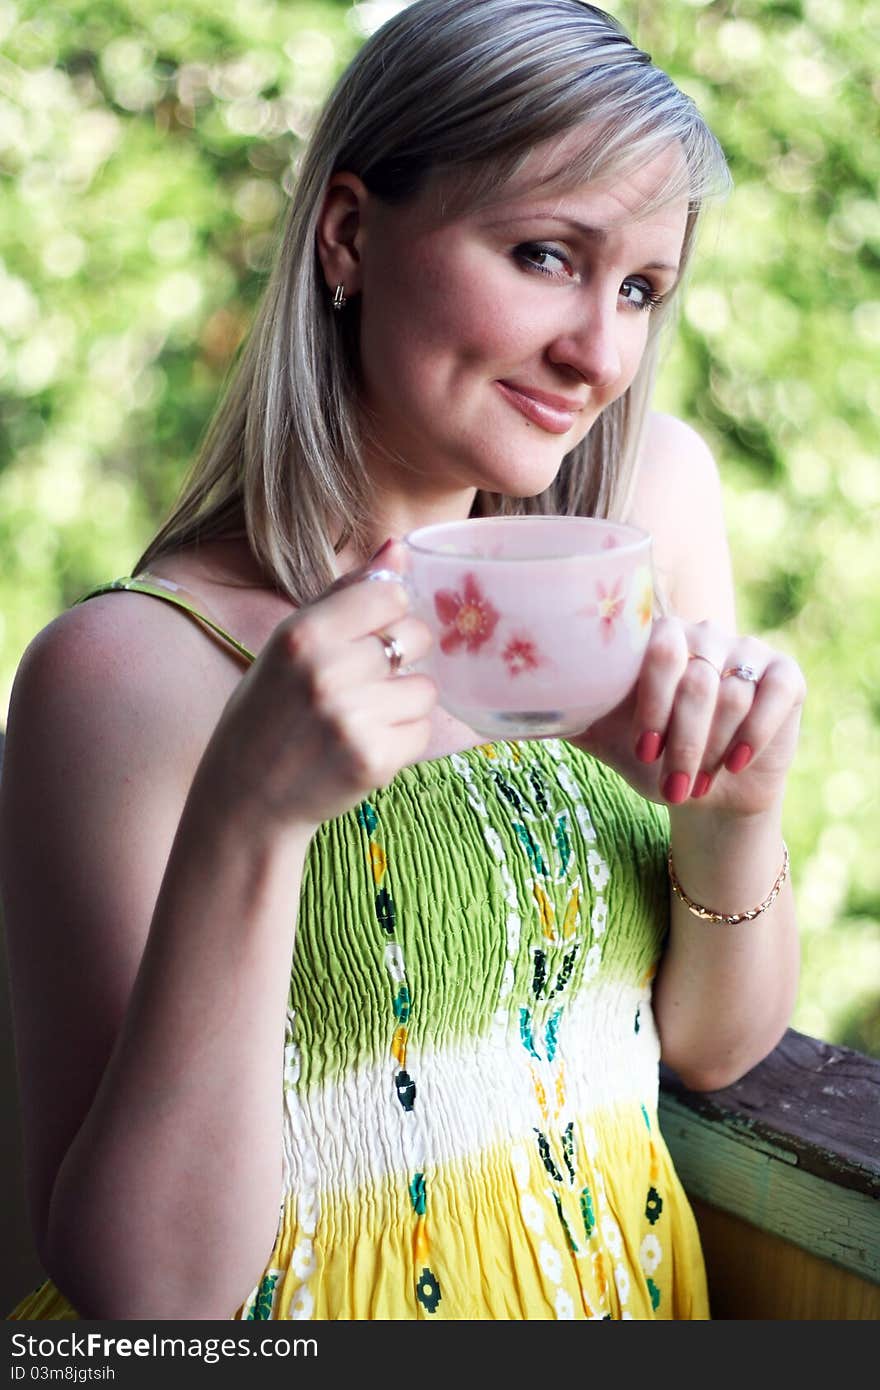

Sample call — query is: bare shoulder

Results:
[0,594,232,1260]
[630,412,736,626]
[634,411,724,510]
[9,590,231,774]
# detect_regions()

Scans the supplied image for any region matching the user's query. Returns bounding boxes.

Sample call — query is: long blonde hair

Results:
[137,0,729,602]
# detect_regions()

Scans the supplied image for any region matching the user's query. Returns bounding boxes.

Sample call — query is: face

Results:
[351,139,689,512]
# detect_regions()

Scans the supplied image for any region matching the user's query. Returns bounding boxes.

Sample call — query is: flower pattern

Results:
[502,634,541,676]
[582,943,602,982]
[640,1233,662,1276]
[539,1241,563,1283]
[291,1239,316,1280]
[416,1267,442,1314]
[434,573,500,654]
[645,1186,663,1225]
[246,1271,279,1320]
[587,849,610,891]
[555,1288,576,1319]
[625,564,654,645]
[520,1192,546,1234]
[289,1285,314,1320]
[580,577,625,643]
[602,1216,623,1259]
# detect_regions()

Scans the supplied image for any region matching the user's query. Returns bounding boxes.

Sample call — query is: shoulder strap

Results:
[76,576,257,665]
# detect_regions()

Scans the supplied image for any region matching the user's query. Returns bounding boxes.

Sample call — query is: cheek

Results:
[616,316,654,393]
[360,251,517,395]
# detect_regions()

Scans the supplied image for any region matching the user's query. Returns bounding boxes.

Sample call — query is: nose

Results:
[546,293,623,391]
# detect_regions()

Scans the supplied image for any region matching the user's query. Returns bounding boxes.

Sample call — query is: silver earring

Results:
[332,283,347,311]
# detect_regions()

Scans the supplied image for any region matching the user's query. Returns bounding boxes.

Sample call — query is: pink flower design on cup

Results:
[502,635,541,677]
[624,565,654,644]
[580,577,625,643]
[434,573,500,654]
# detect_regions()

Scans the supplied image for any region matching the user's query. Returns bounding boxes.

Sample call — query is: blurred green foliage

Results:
[1,0,878,1054]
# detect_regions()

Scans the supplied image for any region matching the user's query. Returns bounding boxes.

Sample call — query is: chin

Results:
[473,453,570,500]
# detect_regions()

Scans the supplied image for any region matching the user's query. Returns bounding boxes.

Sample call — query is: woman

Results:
[2,0,804,1320]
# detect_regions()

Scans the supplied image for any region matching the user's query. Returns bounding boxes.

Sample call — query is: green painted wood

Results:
[658,1091,880,1284]
[661,1030,880,1195]
[658,1028,880,1282]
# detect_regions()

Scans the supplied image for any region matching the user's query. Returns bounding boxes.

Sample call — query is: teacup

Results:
[402,515,653,738]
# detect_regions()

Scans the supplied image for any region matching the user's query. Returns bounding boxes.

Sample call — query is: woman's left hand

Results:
[570,616,807,816]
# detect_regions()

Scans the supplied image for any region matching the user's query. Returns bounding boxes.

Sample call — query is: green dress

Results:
[10,577,709,1320]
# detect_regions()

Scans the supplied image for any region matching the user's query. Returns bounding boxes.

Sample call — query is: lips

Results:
[495,380,585,435]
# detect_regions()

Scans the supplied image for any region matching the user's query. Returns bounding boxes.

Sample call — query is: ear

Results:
[315,172,370,299]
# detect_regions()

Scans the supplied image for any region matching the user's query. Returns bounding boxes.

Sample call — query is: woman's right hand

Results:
[197,539,437,835]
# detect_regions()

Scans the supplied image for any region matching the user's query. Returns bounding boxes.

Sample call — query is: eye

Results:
[620,276,664,312]
[514,242,577,280]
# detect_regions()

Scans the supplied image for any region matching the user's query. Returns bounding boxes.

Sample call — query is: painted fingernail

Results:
[725,742,753,774]
[368,537,395,562]
[691,771,713,799]
[662,771,691,804]
[636,730,664,763]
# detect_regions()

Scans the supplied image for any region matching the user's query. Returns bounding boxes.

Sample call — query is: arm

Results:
[1,553,433,1319]
[581,414,803,1091]
[639,414,802,1090]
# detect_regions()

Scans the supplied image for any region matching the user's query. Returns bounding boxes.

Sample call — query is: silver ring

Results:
[688,652,722,677]
[376,630,404,675]
[721,663,760,684]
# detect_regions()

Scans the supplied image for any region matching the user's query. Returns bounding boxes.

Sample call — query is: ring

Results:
[376,630,404,675]
[688,653,722,676]
[721,663,760,684]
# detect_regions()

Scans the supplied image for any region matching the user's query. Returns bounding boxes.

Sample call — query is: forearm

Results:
[652,799,799,1092]
[45,779,312,1320]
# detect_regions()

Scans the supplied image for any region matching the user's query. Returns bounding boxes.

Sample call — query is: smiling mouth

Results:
[495,381,583,435]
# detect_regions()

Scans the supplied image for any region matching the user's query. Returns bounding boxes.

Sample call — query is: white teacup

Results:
[403,515,653,738]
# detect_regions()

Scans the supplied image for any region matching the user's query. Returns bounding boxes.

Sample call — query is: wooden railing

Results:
[659,1030,880,1319]
[1,729,878,1317]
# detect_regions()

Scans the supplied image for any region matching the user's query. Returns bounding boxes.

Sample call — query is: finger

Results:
[315,674,437,784]
[355,670,438,726]
[718,654,807,774]
[657,651,726,803]
[356,614,434,679]
[356,713,435,786]
[282,566,410,656]
[328,538,409,594]
[632,617,689,762]
[693,643,769,786]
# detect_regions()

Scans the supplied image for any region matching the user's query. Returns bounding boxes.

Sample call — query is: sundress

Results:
[9,576,709,1321]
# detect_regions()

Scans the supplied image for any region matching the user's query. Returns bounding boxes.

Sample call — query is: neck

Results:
[334,488,481,575]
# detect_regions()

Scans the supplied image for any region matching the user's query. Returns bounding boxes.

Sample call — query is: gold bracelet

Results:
[667,842,790,925]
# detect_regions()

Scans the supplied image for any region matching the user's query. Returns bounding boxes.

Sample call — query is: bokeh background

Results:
[1,0,878,1054]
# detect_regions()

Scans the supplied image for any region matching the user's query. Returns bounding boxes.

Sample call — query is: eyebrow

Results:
[483,211,682,274]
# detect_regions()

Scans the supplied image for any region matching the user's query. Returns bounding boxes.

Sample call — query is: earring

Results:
[332,283,347,311]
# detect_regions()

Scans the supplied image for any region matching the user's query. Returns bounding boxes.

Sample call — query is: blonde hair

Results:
[137,0,729,602]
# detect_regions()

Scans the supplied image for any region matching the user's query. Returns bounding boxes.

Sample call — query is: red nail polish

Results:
[725,742,753,774]
[662,771,691,804]
[636,730,663,764]
[692,771,713,799]
[368,537,395,562]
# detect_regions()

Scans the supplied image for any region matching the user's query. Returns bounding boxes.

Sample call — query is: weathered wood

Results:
[691,1198,880,1320]
[659,1029,880,1285]
[661,1030,880,1194]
